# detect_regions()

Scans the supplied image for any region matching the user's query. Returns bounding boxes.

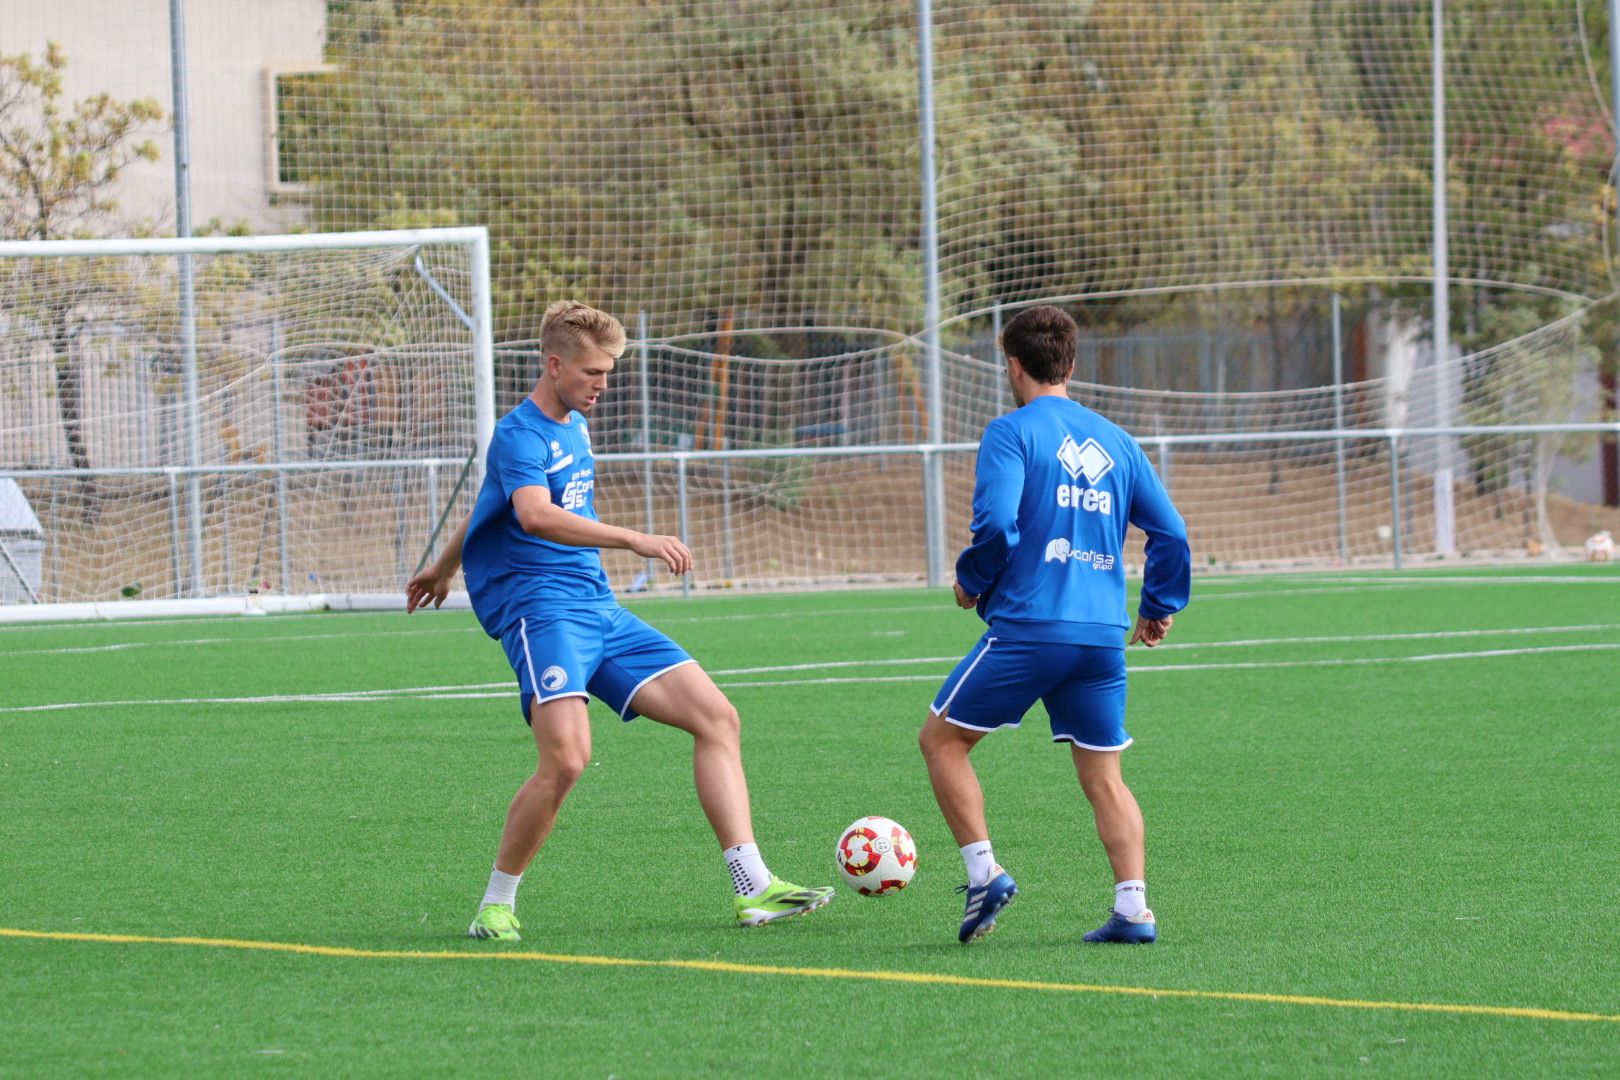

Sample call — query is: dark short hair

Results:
[999,305,1078,384]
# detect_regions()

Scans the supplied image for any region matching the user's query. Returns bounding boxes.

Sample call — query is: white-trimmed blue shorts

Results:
[930,634,1131,750]
[498,606,693,724]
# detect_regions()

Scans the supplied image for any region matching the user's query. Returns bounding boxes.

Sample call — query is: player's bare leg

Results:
[1071,747,1144,881]
[495,696,594,873]
[630,662,833,924]
[917,710,989,845]
[1073,745,1156,943]
[470,695,592,941]
[627,662,751,848]
[919,710,1017,942]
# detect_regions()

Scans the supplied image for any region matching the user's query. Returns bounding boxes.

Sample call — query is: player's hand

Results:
[1128,614,1173,647]
[406,565,453,613]
[631,532,694,575]
[953,582,978,610]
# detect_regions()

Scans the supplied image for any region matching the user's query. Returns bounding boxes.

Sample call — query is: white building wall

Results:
[1,1,325,233]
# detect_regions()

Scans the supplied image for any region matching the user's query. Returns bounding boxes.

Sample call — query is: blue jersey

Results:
[956,395,1190,646]
[462,399,614,638]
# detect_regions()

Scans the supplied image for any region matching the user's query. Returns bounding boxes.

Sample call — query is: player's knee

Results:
[918,716,958,761]
[677,694,739,746]
[701,699,741,744]
[1078,770,1127,805]
[543,744,592,786]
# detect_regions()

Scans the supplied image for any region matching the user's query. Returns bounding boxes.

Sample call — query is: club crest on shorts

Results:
[540,665,568,692]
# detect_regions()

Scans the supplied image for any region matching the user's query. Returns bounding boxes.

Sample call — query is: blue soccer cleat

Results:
[1083,907,1157,944]
[956,868,1018,944]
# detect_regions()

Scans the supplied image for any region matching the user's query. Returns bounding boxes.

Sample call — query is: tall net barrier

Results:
[294,0,1612,336]
[566,306,1608,592]
[2,2,1617,605]
[0,233,489,603]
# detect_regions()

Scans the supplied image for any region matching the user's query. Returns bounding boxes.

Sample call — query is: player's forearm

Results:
[520,503,642,551]
[956,543,1005,597]
[957,506,1018,595]
[432,514,471,572]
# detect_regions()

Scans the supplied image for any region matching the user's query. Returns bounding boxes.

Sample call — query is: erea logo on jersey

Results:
[1055,435,1115,515]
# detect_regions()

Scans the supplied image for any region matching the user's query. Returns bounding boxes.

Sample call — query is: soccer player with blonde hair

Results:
[409,301,833,940]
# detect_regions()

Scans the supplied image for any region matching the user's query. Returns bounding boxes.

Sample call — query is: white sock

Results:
[960,841,996,888]
[1114,879,1147,918]
[481,865,522,911]
[724,842,772,897]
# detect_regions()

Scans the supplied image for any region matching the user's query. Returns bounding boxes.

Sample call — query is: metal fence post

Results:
[393,467,408,585]
[270,321,292,591]
[991,300,1005,414]
[918,0,946,587]
[167,469,184,597]
[1388,433,1403,570]
[638,311,655,583]
[48,477,61,600]
[426,464,440,575]
[221,474,232,587]
[677,453,691,598]
[721,439,735,583]
[1332,294,1350,563]
[921,445,938,582]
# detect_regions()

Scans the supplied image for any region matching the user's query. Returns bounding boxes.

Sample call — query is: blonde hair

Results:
[539,301,627,360]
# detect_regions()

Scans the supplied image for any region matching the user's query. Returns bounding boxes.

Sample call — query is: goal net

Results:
[0,229,494,607]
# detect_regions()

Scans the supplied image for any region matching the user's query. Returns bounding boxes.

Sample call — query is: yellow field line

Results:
[3,927,1616,1025]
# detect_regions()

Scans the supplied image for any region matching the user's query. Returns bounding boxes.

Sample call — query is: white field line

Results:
[0,682,510,714]
[1193,579,1620,602]
[715,641,1620,688]
[1194,573,1620,587]
[0,602,949,646]
[628,603,948,624]
[12,619,1615,665]
[702,623,1620,675]
[0,609,396,634]
[3,627,484,656]
[14,580,1620,662]
[4,574,1614,641]
[5,640,1617,714]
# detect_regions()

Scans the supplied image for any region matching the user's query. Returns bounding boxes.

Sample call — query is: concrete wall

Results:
[1,0,325,233]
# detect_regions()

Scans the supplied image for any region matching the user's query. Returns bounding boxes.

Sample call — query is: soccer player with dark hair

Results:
[408,301,833,941]
[919,304,1190,945]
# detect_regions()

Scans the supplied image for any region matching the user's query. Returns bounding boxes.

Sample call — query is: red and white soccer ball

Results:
[835,816,917,896]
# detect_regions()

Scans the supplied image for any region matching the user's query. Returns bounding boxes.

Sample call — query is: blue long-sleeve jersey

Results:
[956,394,1190,645]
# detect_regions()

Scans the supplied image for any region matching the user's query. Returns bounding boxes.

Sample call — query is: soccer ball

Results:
[835,816,917,896]
[1585,531,1614,562]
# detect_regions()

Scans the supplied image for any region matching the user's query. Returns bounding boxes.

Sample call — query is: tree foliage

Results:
[293,0,1610,359]
[0,42,163,240]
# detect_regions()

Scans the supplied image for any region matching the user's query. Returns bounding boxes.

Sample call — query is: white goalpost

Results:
[0,226,494,621]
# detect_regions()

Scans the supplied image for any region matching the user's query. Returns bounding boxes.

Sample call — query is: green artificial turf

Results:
[2,566,1617,1076]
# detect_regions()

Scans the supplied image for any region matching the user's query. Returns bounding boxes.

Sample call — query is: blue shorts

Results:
[930,634,1131,750]
[498,606,694,724]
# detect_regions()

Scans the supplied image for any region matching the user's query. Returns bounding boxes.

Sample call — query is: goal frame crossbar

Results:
[0,225,497,460]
